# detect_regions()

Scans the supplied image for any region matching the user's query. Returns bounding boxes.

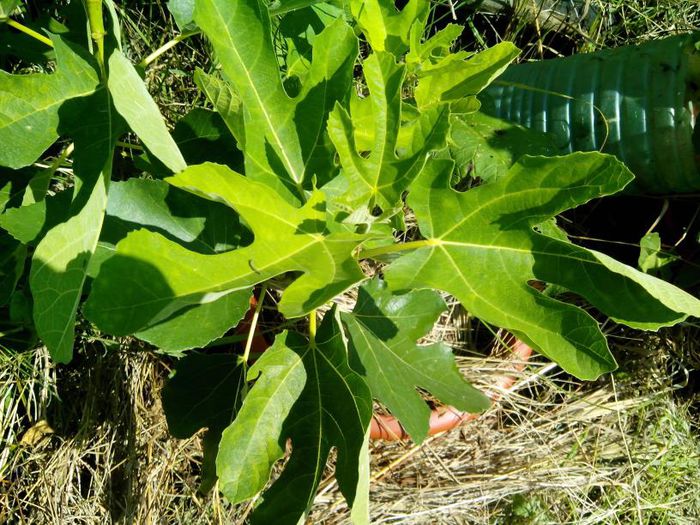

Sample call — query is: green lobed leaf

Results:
[384,154,700,380]
[84,162,368,337]
[0,189,72,245]
[406,23,463,69]
[137,107,244,177]
[104,178,250,254]
[246,309,373,524]
[0,35,100,168]
[638,232,678,277]
[414,41,519,108]
[342,278,489,442]
[97,177,253,352]
[216,332,307,504]
[108,50,187,174]
[193,69,244,147]
[134,289,251,353]
[323,52,450,219]
[194,0,357,203]
[30,85,121,363]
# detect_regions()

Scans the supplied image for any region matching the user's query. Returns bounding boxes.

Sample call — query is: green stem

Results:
[358,239,437,260]
[139,30,201,68]
[6,19,53,47]
[308,310,317,347]
[85,0,106,77]
[115,140,144,151]
[242,284,267,365]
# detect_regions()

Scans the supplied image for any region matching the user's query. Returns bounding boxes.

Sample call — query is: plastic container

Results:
[481,32,700,194]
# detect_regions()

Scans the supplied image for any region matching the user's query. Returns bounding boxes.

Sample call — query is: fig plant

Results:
[1,0,699,523]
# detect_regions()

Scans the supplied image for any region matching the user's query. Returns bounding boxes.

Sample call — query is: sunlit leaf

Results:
[324,52,449,219]
[350,0,429,56]
[0,35,99,169]
[108,50,186,174]
[343,279,489,442]
[414,42,519,108]
[216,333,306,504]
[194,0,357,202]
[384,154,700,380]
[84,163,368,338]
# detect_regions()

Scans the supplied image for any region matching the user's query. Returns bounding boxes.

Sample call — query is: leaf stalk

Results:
[308,309,317,347]
[5,19,53,47]
[139,30,201,68]
[242,284,267,365]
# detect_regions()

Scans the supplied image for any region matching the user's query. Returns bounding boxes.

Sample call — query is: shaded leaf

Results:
[135,289,251,353]
[193,69,244,147]
[0,189,72,245]
[342,278,489,442]
[384,154,700,380]
[84,163,367,337]
[162,352,245,438]
[171,108,242,170]
[0,234,25,305]
[0,35,99,168]
[137,107,244,177]
[449,111,557,183]
[220,310,373,525]
[29,81,122,362]
[104,178,249,254]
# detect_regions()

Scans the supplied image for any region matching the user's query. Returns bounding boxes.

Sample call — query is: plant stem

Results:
[84,0,106,77]
[242,284,267,365]
[6,19,53,47]
[115,141,144,151]
[358,239,438,260]
[139,30,201,68]
[308,310,317,347]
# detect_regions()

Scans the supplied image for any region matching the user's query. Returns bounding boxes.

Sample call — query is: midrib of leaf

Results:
[207,1,301,185]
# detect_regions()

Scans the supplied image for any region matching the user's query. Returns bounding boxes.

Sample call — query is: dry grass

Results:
[1,325,697,524]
